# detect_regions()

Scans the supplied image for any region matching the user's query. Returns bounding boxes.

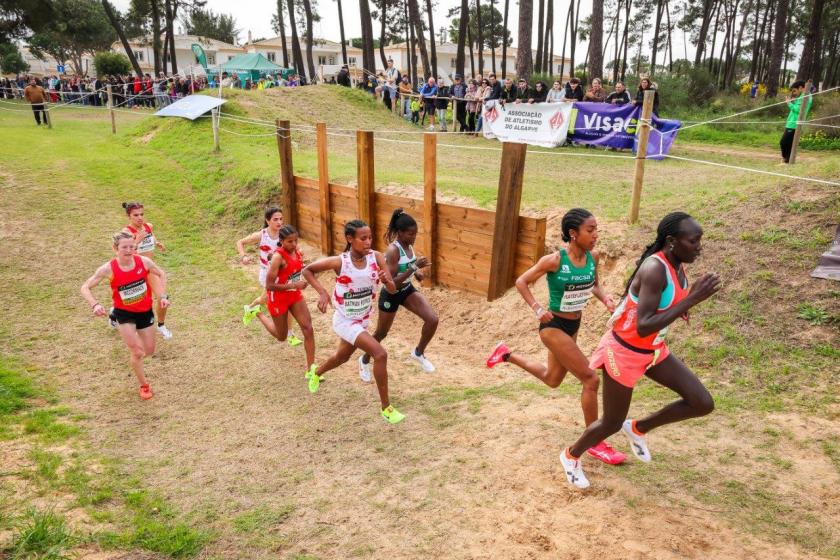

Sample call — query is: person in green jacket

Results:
[780,80,813,164]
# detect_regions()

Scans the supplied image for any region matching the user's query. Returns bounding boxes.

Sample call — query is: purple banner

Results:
[569,102,681,158]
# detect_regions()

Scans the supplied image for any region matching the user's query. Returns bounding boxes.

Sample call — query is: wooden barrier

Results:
[276,119,297,227]
[629,90,655,224]
[287,124,545,300]
[488,142,528,300]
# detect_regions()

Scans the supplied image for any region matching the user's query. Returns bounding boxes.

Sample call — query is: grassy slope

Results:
[0,88,838,559]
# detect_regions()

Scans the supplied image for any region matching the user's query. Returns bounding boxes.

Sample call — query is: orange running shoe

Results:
[587,440,626,465]
[139,384,153,400]
[485,342,511,368]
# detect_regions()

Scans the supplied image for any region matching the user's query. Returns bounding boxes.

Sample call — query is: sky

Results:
[112,0,699,65]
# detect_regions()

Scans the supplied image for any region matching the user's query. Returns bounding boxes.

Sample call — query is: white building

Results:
[382,41,572,82]
[245,37,364,71]
[17,47,95,77]
[111,35,246,75]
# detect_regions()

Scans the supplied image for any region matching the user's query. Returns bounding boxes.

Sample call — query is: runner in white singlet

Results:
[302,220,406,424]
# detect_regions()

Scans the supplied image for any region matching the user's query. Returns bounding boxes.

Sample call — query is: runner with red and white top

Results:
[264,225,316,377]
[81,231,170,400]
[122,202,171,339]
[559,212,721,489]
[302,219,405,424]
[236,207,301,346]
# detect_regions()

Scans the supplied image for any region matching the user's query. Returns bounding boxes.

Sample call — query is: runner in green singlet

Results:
[359,208,438,382]
[485,208,626,465]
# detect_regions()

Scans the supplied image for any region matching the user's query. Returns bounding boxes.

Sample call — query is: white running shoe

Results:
[621,419,651,463]
[559,449,590,489]
[409,350,435,373]
[157,324,173,340]
[358,355,372,383]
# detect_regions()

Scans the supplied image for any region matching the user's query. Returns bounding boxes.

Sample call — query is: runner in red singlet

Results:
[559,212,721,489]
[122,202,171,339]
[265,225,316,377]
[81,231,170,400]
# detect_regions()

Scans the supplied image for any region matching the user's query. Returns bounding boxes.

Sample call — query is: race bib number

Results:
[137,233,155,253]
[342,287,373,319]
[559,284,593,312]
[118,278,147,305]
[653,326,669,346]
[287,270,302,288]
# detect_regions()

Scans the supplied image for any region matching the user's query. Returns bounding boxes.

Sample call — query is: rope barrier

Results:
[661,154,840,187]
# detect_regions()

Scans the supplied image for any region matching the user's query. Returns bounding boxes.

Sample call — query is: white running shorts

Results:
[332,312,370,345]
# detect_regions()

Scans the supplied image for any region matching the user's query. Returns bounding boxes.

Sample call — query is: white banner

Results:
[482,100,574,148]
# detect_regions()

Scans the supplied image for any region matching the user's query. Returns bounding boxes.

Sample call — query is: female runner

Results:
[485,209,625,465]
[358,209,438,382]
[302,220,404,424]
[122,202,171,339]
[559,212,720,488]
[236,207,301,346]
[81,231,170,400]
[264,225,316,377]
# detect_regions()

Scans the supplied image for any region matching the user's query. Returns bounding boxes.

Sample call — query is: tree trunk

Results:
[620,0,631,81]
[613,0,622,82]
[535,0,545,72]
[665,0,674,71]
[150,0,162,75]
[765,0,789,97]
[337,0,347,64]
[649,0,664,77]
[359,0,377,74]
[694,0,716,66]
[797,0,826,83]
[749,0,770,82]
[559,2,570,78]
[569,0,580,77]
[490,0,497,73]
[162,27,169,72]
[501,0,510,76]
[707,2,720,71]
[287,0,307,78]
[166,0,177,73]
[277,0,290,66]
[426,0,437,76]
[548,3,554,75]
[468,25,476,77]
[589,0,603,79]
[515,0,533,80]
[542,0,552,73]
[456,0,469,77]
[379,0,388,69]
[102,0,144,76]
[409,0,430,77]
[726,0,751,87]
[477,0,484,75]
[302,0,317,80]
[409,0,418,83]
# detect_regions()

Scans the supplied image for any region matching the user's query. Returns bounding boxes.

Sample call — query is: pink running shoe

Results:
[587,441,626,465]
[486,342,510,368]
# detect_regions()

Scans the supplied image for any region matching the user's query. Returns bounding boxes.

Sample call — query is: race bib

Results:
[342,287,373,319]
[559,285,593,312]
[287,270,302,288]
[118,278,147,305]
[653,326,669,346]
[137,233,155,253]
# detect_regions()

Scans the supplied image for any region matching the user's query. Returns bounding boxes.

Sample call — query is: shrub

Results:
[804,92,840,139]
[93,51,131,77]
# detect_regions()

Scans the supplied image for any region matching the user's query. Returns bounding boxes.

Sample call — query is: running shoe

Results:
[485,341,510,368]
[381,405,405,424]
[559,448,590,489]
[308,371,321,393]
[358,356,372,383]
[157,324,172,340]
[242,304,261,326]
[304,363,318,380]
[108,307,117,329]
[621,419,652,463]
[287,331,302,347]
[139,384,153,400]
[587,441,627,465]
[409,350,436,373]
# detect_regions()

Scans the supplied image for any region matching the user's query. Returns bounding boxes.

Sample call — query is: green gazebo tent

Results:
[210,53,294,85]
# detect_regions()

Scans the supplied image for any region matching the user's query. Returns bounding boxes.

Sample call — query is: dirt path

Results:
[1,169,836,559]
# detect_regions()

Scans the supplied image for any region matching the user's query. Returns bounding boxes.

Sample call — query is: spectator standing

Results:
[605,81,631,104]
[436,78,450,132]
[383,59,399,103]
[547,80,566,102]
[451,75,467,131]
[749,81,759,99]
[398,76,413,118]
[410,96,421,124]
[780,80,813,164]
[584,78,607,102]
[564,77,584,101]
[419,77,438,129]
[475,78,490,133]
[499,78,516,103]
[24,78,49,126]
[513,78,532,103]
[485,73,502,100]
[633,77,660,114]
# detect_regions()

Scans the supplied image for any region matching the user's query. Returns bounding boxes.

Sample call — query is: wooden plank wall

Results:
[292,175,546,297]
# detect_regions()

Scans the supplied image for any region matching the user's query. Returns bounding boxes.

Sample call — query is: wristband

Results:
[530,301,541,310]
[160,294,169,300]
[92,302,101,310]
[534,307,544,319]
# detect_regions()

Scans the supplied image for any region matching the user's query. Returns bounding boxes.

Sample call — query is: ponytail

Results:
[385,208,417,243]
[623,211,691,296]
[560,208,593,243]
[344,219,368,251]
[122,201,143,215]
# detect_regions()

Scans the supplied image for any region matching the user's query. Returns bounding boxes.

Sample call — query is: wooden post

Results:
[316,122,332,254]
[107,83,116,134]
[423,132,437,286]
[356,130,375,230]
[487,142,527,300]
[788,79,813,165]
[629,89,655,224]
[276,119,297,226]
[212,107,220,152]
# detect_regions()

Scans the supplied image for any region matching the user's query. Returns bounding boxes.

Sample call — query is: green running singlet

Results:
[547,249,596,313]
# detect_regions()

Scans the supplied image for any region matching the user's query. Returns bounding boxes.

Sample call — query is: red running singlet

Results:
[110,255,153,312]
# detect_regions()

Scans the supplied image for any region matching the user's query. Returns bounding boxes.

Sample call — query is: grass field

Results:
[1,87,839,559]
